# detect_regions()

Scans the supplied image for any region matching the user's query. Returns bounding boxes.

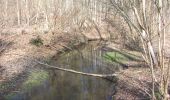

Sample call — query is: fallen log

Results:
[4,53,118,81]
[36,60,118,80]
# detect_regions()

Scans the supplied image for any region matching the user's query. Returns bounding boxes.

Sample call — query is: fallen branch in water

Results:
[36,60,118,79]
[4,53,118,80]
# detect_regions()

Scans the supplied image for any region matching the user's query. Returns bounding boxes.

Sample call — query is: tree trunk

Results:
[16,0,21,26]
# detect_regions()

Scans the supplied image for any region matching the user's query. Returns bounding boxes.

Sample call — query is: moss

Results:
[103,51,140,63]
[22,70,49,90]
[155,91,162,100]
[4,92,17,100]
[30,36,43,47]
[0,82,15,92]
[104,51,128,63]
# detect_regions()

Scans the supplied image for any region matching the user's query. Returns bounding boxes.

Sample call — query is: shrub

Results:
[30,36,43,47]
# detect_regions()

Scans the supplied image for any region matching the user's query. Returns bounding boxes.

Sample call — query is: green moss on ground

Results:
[0,82,14,91]
[22,70,49,90]
[5,92,17,100]
[30,36,43,47]
[103,51,140,63]
[105,52,128,61]
[1,70,49,100]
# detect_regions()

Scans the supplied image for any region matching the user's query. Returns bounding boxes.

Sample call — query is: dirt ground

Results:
[113,67,152,100]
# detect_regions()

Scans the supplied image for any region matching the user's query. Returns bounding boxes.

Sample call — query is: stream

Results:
[3,42,121,100]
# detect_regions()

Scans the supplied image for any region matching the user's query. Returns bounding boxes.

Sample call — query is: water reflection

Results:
[6,43,117,100]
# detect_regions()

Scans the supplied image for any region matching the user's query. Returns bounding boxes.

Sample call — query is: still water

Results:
[5,43,119,100]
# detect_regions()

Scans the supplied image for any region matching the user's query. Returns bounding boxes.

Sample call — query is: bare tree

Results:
[106,0,170,99]
[25,0,30,25]
[16,0,21,26]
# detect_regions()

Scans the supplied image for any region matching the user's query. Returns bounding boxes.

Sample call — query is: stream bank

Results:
[0,31,86,95]
[1,39,119,100]
[0,31,152,100]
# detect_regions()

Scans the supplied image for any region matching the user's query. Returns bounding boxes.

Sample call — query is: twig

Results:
[0,41,11,54]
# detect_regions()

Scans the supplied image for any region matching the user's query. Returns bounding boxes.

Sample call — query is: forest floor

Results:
[0,28,162,100]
